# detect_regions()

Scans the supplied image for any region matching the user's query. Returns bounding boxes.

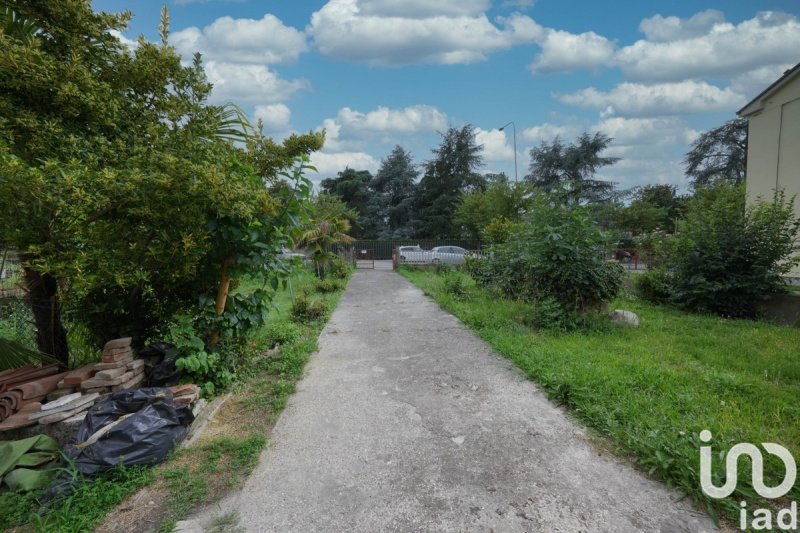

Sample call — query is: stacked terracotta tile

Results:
[51,363,98,399]
[169,384,201,406]
[81,338,144,394]
[0,364,69,430]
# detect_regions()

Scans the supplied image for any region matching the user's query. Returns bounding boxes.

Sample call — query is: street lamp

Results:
[498,121,518,182]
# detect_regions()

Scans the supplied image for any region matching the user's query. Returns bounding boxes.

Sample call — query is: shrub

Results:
[441,271,469,299]
[634,267,671,303]
[434,262,453,275]
[656,184,799,317]
[473,195,624,316]
[315,279,344,293]
[328,258,351,280]
[291,294,328,322]
[262,321,301,348]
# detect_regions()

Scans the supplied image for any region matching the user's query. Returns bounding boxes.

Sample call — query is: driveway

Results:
[181,269,715,532]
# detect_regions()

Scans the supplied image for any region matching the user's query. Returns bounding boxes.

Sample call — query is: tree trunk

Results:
[210,256,235,346]
[23,266,69,369]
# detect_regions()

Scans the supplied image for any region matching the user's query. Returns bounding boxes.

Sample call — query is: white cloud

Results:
[521,122,580,143]
[638,9,725,42]
[474,128,514,161]
[595,117,698,147]
[617,11,800,81]
[317,104,448,151]
[358,0,490,18]
[730,63,796,100]
[171,14,308,64]
[109,29,139,50]
[557,80,746,117]
[254,104,291,131]
[336,105,448,133]
[310,151,380,177]
[307,0,542,66]
[529,29,615,73]
[203,62,310,104]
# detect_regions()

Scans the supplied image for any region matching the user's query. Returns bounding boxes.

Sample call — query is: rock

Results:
[103,337,132,351]
[610,309,640,327]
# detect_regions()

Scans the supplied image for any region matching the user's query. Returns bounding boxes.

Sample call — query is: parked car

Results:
[280,247,309,263]
[430,246,467,265]
[398,245,426,263]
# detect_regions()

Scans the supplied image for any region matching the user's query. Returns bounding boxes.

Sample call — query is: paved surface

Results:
[181,270,716,532]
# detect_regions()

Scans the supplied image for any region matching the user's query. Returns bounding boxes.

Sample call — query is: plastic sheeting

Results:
[64,387,194,476]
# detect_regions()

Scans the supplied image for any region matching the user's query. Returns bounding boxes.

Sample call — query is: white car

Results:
[398,245,427,263]
[430,246,467,265]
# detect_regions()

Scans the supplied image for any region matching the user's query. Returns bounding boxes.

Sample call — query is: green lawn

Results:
[400,267,800,522]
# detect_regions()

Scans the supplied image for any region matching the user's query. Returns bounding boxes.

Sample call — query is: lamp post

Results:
[498,121,518,182]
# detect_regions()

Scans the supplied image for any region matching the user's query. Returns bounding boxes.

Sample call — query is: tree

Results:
[0,3,318,364]
[641,184,799,317]
[362,145,418,239]
[415,125,485,238]
[299,216,354,278]
[320,168,372,237]
[526,132,619,203]
[684,118,747,188]
[454,174,530,240]
[616,184,687,235]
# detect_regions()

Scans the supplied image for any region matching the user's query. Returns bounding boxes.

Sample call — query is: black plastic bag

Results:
[64,387,194,476]
[139,342,182,387]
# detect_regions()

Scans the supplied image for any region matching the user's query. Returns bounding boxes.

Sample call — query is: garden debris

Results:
[0,369,68,423]
[63,387,195,477]
[82,357,145,391]
[169,384,201,406]
[28,393,100,424]
[62,363,97,386]
[139,342,182,387]
[101,337,133,363]
[0,434,60,491]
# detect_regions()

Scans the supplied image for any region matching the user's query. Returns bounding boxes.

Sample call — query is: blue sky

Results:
[94,0,800,191]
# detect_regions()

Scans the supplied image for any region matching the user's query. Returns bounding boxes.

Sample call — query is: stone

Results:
[111,372,144,392]
[102,346,133,358]
[610,309,640,327]
[127,359,144,372]
[101,349,133,363]
[95,366,127,381]
[47,388,77,401]
[30,393,99,421]
[81,371,133,390]
[103,337,132,350]
[40,392,82,411]
[93,355,134,371]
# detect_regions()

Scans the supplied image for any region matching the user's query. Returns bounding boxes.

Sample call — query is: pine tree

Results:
[363,145,419,238]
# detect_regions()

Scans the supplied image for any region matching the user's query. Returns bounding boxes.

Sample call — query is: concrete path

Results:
[183,270,715,532]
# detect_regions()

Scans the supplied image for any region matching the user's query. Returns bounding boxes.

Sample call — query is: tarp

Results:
[0,434,60,491]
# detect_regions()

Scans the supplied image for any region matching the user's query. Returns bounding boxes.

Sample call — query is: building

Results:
[738,62,800,279]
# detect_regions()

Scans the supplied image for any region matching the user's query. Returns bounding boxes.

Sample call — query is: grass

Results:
[399,266,800,524]
[1,266,352,533]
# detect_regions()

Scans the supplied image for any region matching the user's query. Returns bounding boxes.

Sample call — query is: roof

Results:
[738,62,800,117]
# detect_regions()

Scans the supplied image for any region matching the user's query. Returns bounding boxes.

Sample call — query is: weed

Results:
[291,294,329,323]
[262,321,301,348]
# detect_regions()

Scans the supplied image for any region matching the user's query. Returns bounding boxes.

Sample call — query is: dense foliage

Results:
[683,118,747,188]
[637,184,799,317]
[468,195,624,327]
[0,3,322,370]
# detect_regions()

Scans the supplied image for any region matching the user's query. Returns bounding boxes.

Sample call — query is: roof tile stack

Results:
[0,365,68,430]
[82,338,144,394]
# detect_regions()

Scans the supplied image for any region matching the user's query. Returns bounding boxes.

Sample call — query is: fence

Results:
[0,250,24,298]
[607,248,651,271]
[333,240,482,261]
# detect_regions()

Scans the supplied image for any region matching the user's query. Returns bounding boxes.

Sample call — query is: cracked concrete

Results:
[179,269,716,532]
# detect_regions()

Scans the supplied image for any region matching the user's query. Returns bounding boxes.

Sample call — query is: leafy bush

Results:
[650,184,799,317]
[472,195,624,323]
[315,279,344,293]
[434,262,453,275]
[634,267,671,303]
[0,299,36,349]
[441,272,469,299]
[328,258,351,280]
[262,321,301,348]
[290,295,329,322]
[160,315,234,396]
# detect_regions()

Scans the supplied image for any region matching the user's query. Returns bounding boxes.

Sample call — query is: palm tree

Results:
[299,217,354,278]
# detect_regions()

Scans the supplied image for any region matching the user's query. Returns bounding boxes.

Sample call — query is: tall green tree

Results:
[526,132,619,203]
[415,125,485,238]
[0,3,318,363]
[319,168,372,237]
[684,118,747,188]
[616,184,687,235]
[362,145,418,238]
[454,174,530,240]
